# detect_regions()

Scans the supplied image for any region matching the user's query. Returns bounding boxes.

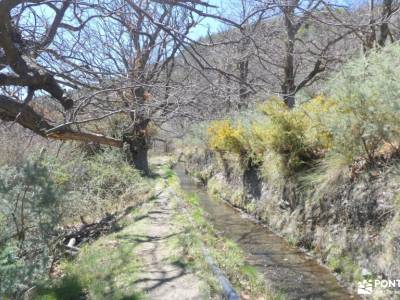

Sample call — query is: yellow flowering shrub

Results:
[207,96,337,173]
[207,120,245,154]
[257,95,336,171]
[207,119,269,165]
[300,95,337,150]
[257,98,310,171]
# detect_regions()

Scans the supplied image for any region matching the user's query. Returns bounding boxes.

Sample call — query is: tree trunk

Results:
[123,118,151,175]
[132,140,149,175]
[282,4,298,109]
[124,134,150,175]
[243,159,262,201]
[364,0,377,51]
[378,0,394,47]
[237,36,250,110]
[283,94,295,108]
[238,59,249,110]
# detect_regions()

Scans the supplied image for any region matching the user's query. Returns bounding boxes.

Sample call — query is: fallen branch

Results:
[62,213,117,251]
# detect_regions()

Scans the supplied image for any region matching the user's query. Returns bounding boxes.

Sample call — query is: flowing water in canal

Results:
[175,165,359,300]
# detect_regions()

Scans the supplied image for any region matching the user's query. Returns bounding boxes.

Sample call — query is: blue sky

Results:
[188,0,226,39]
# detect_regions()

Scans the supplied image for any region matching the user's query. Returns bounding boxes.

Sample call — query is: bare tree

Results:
[323,0,400,52]
[365,0,399,49]
[0,0,210,174]
[253,0,355,107]
[0,0,126,146]
[173,0,355,112]
[70,0,206,174]
[3,0,398,165]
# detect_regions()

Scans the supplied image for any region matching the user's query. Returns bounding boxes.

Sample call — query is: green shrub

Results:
[44,149,148,220]
[0,159,65,298]
[85,149,143,198]
[35,276,85,300]
[323,44,400,163]
[80,150,147,215]
[0,147,149,297]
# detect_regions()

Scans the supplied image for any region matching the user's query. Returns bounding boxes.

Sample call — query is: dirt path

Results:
[132,182,204,299]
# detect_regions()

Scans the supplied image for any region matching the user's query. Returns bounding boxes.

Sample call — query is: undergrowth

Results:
[0,147,150,298]
[35,197,153,300]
